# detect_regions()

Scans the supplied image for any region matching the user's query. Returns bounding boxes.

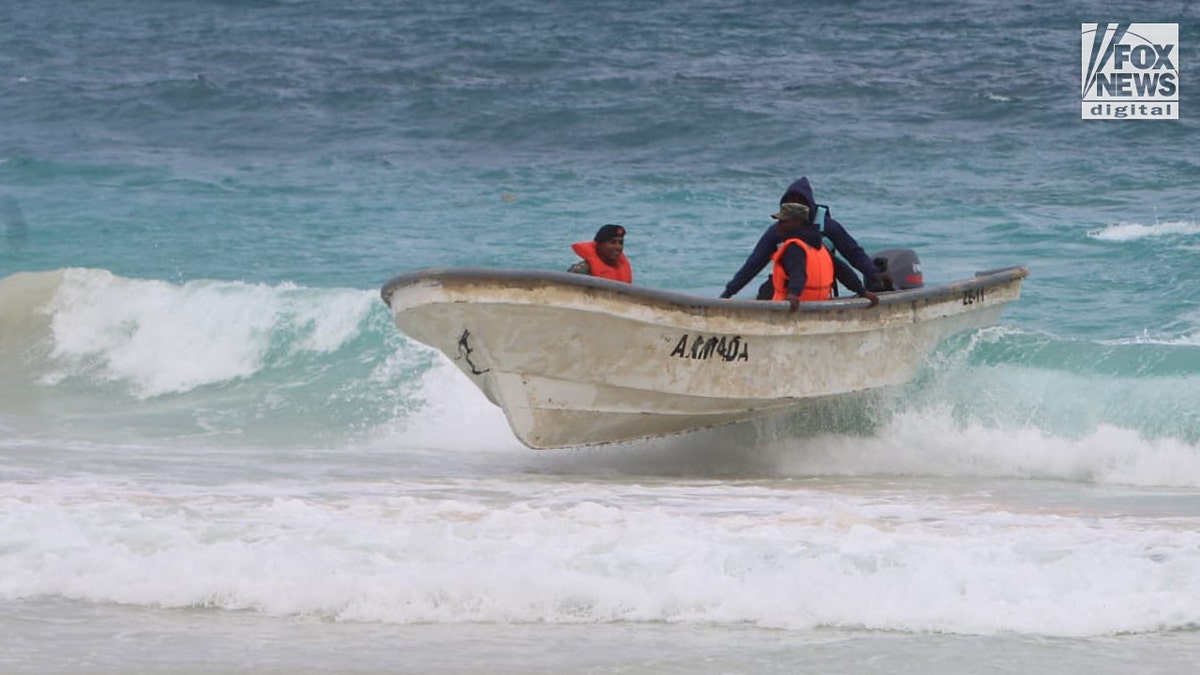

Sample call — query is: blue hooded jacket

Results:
[720,177,879,298]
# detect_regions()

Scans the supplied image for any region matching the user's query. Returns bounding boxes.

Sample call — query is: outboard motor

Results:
[870,248,923,291]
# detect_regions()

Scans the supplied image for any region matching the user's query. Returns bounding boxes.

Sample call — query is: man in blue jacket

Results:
[720,177,881,304]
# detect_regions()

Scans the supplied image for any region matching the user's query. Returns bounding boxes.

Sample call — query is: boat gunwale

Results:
[381,265,1029,314]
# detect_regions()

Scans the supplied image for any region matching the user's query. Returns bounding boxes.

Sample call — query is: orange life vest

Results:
[571,241,632,283]
[771,238,833,301]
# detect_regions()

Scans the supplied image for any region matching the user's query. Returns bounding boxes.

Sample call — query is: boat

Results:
[380,264,1029,449]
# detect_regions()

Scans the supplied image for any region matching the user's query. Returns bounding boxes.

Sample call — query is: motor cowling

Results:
[870,248,924,291]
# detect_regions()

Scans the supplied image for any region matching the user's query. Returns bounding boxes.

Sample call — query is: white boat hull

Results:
[381,266,1028,449]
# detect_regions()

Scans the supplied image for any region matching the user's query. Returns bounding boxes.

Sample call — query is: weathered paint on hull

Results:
[382,266,1028,448]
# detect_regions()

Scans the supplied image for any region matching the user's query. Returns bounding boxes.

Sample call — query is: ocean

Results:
[3,0,1200,672]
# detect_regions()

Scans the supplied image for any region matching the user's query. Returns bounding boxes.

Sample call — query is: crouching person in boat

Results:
[720,176,882,302]
[771,202,879,312]
[567,224,632,283]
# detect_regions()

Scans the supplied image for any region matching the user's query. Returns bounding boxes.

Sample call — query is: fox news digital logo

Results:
[1082,23,1178,120]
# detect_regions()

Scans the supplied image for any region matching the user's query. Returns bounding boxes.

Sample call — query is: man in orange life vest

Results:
[721,177,882,303]
[771,202,878,312]
[567,224,633,283]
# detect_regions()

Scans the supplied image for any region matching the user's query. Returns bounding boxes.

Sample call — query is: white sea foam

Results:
[37,268,376,398]
[1,468,1197,637]
[769,407,1200,488]
[1103,332,1200,347]
[367,347,523,455]
[1087,220,1200,242]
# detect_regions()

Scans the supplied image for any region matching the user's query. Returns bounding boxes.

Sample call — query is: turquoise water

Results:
[3,1,1200,673]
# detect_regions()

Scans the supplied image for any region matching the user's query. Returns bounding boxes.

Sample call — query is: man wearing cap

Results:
[720,177,880,306]
[567,224,632,283]
[771,202,876,311]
